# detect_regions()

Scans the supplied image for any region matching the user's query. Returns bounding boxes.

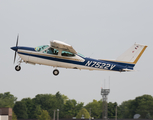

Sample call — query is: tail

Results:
[116,43,147,64]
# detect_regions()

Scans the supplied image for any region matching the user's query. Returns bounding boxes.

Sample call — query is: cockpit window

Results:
[35,45,49,52]
[45,47,58,55]
[61,50,75,57]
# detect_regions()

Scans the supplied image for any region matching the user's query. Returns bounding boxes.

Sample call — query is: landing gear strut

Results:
[53,69,59,76]
[15,58,23,72]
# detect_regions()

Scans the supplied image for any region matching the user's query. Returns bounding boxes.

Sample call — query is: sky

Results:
[0,0,153,105]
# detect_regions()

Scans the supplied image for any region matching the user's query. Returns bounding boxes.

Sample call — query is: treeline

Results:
[0,92,153,119]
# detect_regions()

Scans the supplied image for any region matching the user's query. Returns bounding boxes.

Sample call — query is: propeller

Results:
[14,35,19,64]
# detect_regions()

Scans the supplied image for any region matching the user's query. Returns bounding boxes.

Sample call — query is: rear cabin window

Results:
[77,53,85,58]
[35,45,49,52]
[61,50,75,57]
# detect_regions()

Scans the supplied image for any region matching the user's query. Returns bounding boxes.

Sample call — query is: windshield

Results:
[35,45,49,52]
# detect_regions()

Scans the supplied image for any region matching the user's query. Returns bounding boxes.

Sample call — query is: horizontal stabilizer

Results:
[122,69,135,72]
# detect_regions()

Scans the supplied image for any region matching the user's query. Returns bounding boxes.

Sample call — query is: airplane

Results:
[11,35,147,76]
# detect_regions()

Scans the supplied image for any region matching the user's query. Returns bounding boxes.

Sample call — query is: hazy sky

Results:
[0,0,153,105]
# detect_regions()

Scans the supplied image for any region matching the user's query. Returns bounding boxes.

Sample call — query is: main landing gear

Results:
[53,69,59,76]
[15,65,21,71]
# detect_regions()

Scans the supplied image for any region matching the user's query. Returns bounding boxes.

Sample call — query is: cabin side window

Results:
[61,50,75,57]
[46,48,58,55]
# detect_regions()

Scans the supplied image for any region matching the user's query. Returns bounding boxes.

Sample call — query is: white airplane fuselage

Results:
[11,40,147,75]
[13,46,134,72]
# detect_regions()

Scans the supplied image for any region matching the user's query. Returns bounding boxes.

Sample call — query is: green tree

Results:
[63,99,84,118]
[63,99,77,118]
[33,92,63,118]
[62,94,69,104]
[75,102,84,115]
[85,99,102,119]
[38,110,51,120]
[135,95,153,119]
[76,108,90,119]
[118,100,134,118]
[21,98,42,119]
[108,102,117,118]
[13,101,28,119]
[0,92,17,108]
[32,105,42,119]
[146,113,151,119]
[21,98,34,118]
[12,111,17,120]
[118,94,153,119]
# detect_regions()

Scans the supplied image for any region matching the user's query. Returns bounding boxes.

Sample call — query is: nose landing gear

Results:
[53,69,59,76]
[15,58,23,71]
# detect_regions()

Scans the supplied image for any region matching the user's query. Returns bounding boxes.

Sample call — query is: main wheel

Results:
[53,69,59,76]
[15,65,21,71]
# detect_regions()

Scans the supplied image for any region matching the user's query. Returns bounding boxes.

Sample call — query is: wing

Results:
[50,40,77,54]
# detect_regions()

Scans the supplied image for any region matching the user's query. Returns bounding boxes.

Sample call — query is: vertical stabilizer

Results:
[116,43,147,64]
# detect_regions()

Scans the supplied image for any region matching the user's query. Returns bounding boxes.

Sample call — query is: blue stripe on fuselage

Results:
[18,46,35,51]
[84,57,132,71]
[100,59,135,69]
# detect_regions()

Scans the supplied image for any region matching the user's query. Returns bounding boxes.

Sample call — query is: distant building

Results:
[0,108,12,120]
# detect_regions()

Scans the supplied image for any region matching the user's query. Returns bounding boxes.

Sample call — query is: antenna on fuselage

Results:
[89,53,94,58]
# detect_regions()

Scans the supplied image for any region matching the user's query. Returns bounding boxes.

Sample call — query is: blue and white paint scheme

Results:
[11,38,147,76]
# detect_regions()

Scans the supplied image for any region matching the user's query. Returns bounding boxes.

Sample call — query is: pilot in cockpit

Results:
[47,48,53,54]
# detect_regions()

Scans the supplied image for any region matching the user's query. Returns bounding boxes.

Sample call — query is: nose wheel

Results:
[15,65,21,71]
[53,69,59,76]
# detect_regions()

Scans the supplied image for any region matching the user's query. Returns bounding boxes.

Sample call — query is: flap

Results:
[50,40,77,54]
